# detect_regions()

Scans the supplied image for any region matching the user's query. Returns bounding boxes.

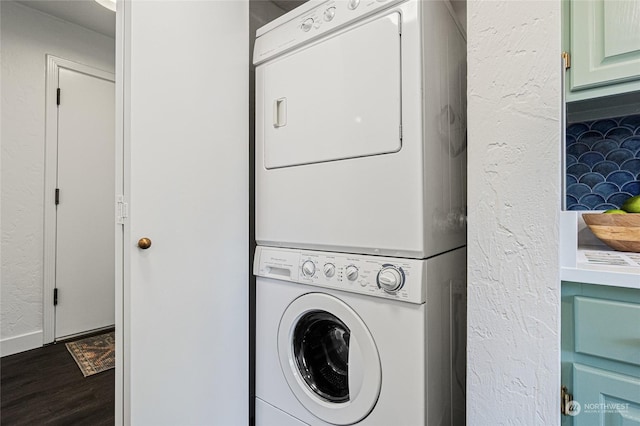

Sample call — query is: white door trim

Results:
[43,55,115,344]
[114,1,128,423]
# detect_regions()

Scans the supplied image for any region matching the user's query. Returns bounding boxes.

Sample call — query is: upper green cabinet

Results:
[565,0,640,101]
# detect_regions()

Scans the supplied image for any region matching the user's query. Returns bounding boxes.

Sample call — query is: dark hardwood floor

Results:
[1,335,114,425]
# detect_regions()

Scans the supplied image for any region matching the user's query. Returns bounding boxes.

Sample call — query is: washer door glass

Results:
[293,311,350,403]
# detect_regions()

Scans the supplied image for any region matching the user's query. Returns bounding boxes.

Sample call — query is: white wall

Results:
[1,1,115,356]
[467,1,561,424]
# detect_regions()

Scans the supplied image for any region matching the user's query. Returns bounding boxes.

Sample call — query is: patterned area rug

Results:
[66,331,115,377]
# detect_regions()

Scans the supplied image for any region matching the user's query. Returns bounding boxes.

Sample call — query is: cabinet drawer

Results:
[575,296,640,366]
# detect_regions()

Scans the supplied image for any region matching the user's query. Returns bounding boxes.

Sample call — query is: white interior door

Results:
[119,1,248,424]
[55,67,115,339]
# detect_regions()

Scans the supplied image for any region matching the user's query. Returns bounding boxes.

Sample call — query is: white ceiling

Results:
[15,0,299,39]
[16,0,116,38]
[15,0,464,44]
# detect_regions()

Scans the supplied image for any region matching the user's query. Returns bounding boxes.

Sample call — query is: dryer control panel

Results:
[253,0,407,65]
[254,246,426,304]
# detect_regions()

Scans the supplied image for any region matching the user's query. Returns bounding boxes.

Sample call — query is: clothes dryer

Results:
[254,246,466,425]
[254,0,466,258]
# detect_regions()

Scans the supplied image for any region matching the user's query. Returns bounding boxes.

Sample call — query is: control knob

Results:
[323,263,336,278]
[347,0,360,10]
[302,260,316,277]
[301,18,314,32]
[345,265,359,281]
[376,265,405,293]
[324,7,336,21]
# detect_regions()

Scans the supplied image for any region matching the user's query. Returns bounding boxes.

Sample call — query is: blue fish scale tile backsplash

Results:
[566,114,640,210]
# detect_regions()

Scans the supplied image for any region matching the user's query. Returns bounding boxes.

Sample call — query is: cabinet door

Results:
[573,364,640,426]
[561,283,640,426]
[570,0,640,94]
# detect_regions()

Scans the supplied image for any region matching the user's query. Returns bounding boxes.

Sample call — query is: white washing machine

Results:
[254,0,466,259]
[254,246,466,425]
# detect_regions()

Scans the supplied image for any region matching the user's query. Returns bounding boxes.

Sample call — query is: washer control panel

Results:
[254,246,426,304]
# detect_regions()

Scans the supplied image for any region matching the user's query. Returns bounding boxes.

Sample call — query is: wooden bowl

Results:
[582,213,640,253]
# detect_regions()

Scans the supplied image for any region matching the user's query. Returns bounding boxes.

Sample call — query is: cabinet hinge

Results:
[562,52,571,70]
[117,195,128,225]
[561,385,578,416]
[55,188,60,205]
[53,288,58,306]
[56,88,61,106]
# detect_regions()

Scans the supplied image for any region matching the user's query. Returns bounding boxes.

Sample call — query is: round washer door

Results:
[278,293,381,425]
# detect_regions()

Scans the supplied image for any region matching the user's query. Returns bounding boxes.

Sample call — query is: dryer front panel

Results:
[254,0,467,258]
[261,12,402,169]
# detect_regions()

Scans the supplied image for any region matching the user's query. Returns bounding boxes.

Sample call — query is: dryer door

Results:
[261,12,402,169]
[278,293,381,425]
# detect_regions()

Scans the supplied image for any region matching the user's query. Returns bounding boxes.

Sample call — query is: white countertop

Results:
[560,211,640,289]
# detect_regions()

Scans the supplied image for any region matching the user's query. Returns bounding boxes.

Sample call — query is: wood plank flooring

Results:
[1,336,114,425]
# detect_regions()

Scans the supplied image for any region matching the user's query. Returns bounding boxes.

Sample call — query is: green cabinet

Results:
[562,282,640,426]
[565,0,640,101]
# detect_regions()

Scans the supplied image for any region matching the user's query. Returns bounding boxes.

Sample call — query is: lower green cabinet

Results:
[573,364,640,425]
[562,282,640,426]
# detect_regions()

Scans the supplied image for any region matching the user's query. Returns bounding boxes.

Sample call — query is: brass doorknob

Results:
[138,238,152,249]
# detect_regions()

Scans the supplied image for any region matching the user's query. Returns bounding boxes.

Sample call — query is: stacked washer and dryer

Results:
[253,0,467,425]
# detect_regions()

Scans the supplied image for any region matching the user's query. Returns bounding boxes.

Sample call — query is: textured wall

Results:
[1,1,114,348]
[467,1,561,424]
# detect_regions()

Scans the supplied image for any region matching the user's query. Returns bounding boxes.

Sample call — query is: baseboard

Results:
[1,330,43,357]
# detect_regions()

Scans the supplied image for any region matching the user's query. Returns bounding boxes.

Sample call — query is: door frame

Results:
[43,55,115,344]
[114,1,128,424]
